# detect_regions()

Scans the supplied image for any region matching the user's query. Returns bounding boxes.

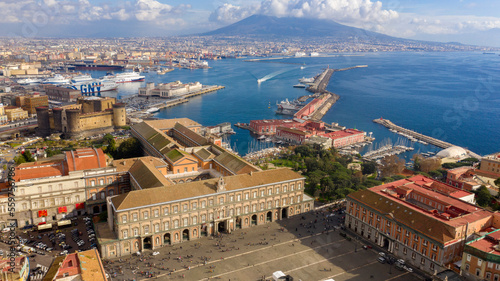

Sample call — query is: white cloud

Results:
[209,3,257,24]
[209,0,500,40]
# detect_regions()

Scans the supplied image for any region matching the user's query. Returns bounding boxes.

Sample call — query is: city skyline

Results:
[1,0,499,47]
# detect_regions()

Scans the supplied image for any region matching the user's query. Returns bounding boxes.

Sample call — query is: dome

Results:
[436,146,468,159]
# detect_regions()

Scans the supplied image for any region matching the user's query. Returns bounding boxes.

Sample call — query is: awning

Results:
[37,223,52,231]
[453,260,462,268]
[272,271,286,280]
[57,220,71,227]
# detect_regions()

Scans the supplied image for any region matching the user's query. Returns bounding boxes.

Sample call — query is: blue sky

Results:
[1,0,500,47]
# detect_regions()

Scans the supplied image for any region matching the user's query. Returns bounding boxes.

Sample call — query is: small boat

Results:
[293,83,306,88]
[257,135,266,140]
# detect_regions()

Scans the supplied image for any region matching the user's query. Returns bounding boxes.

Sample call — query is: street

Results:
[102,208,425,281]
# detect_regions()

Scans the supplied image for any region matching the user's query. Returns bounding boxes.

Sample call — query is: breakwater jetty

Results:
[373,118,454,149]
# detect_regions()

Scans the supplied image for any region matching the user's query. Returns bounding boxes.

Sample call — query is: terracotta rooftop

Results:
[111,168,304,211]
[14,160,65,181]
[65,148,107,171]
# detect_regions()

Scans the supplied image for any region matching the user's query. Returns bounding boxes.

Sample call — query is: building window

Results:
[267,201,272,209]
[91,180,95,186]
[260,203,264,210]
[154,224,159,233]
[478,259,483,266]
[174,220,179,228]
[244,206,249,213]
[192,202,197,210]
[495,274,500,281]
[143,211,148,219]
[201,214,206,222]
[283,186,287,192]
[183,204,188,212]
[164,221,169,230]
[164,208,169,215]
[432,244,438,251]
[108,178,112,184]
[123,230,128,239]
[183,218,188,227]
[99,179,104,185]
[275,200,279,207]
[173,206,178,213]
[268,189,272,195]
[154,209,159,217]
[253,191,257,198]
[245,193,249,200]
[421,258,425,265]
[297,195,301,203]
[276,187,279,194]
[236,208,241,215]
[209,199,214,206]
[261,190,264,197]
[108,189,114,196]
[132,213,138,221]
[291,184,294,191]
[403,248,407,254]
[282,198,286,206]
[467,254,471,262]
[48,185,52,191]
[122,215,127,223]
[144,225,149,234]
[101,191,105,199]
[192,216,197,224]
[423,240,427,246]
[202,201,206,208]
[133,228,138,236]
[91,193,96,200]
[209,213,214,220]
[230,196,234,202]
[298,183,301,189]
[486,272,491,279]
[412,252,416,259]
[219,197,224,204]
[237,195,241,201]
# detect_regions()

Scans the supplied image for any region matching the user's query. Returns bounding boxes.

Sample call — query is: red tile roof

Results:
[65,148,107,171]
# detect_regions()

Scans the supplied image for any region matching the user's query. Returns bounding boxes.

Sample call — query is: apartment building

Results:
[346,175,495,274]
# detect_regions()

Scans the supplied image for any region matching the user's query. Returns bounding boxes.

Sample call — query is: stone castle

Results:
[36,96,126,139]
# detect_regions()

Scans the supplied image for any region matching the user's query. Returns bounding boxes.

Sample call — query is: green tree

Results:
[14,155,26,165]
[361,161,377,175]
[475,186,493,207]
[102,134,116,156]
[115,138,142,159]
[22,151,35,162]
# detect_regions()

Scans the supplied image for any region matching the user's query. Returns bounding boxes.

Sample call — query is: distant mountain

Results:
[201,14,397,42]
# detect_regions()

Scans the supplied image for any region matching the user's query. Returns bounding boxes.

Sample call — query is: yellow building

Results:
[5,106,28,121]
[0,104,7,124]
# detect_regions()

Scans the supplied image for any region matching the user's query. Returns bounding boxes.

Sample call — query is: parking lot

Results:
[102,207,427,281]
[0,215,98,278]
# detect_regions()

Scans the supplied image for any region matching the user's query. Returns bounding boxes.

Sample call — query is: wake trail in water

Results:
[257,67,300,83]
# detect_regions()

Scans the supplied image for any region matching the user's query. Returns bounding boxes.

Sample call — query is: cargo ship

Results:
[70,62,125,71]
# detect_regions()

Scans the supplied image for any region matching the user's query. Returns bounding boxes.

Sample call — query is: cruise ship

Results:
[42,74,70,85]
[17,78,42,85]
[101,72,145,83]
[71,74,93,83]
[66,80,118,96]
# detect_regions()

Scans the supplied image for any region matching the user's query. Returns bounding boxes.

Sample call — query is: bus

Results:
[37,223,53,233]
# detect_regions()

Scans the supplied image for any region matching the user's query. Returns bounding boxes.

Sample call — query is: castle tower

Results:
[35,106,50,137]
[52,108,63,132]
[65,109,81,138]
[112,103,126,127]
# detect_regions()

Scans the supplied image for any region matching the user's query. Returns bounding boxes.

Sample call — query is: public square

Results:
[103,206,426,281]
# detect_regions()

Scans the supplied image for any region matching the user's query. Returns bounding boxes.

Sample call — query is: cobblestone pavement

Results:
[104,209,425,281]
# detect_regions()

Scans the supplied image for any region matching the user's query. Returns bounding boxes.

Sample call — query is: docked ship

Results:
[42,74,70,85]
[293,83,306,88]
[70,74,93,83]
[17,78,42,85]
[299,77,314,84]
[100,72,145,83]
[70,62,125,71]
[275,99,303,115]
[66,80,118,96]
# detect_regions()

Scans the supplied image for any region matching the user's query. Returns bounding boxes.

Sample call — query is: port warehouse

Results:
[248,119,366,147]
